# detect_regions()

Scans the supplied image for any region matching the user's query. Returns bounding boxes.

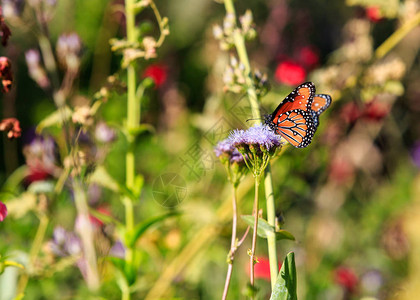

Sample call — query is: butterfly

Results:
[264,82,331,148]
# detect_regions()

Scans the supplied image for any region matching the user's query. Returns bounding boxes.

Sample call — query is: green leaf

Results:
[270,252,297,300]
[36,106,72,133]
[275,230,295,241]
[132,174,144,199]
[88,166,120,192]
[241,215,274,238]
[126,212,180,248]
[128,124,155,137]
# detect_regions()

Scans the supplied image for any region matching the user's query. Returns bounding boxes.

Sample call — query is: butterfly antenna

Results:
[246,117,263,122]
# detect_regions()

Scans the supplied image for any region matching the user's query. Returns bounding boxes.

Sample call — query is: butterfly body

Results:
[264,82,331,148]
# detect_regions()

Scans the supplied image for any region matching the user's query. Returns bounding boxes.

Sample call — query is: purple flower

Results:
[56,33,82,71]
[0,201,7,222]
[49,226,82,257]
[25,49,50,89]
[229,124,282,152]
[95,122,116,143]
[411,141,420,168]
[214,138,244,164]
[110,240,126,259]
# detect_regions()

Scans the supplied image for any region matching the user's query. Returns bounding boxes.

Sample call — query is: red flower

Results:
[363,100,389,122]
[0,7,11,47]
[0,118,21,139]
[89,206,111,228]
[0,57,12,93]
[0,201,7,222]
[329,157,354,185]
[247,256,281,281]
[298,46,319,69]
[143,64,167,88]
[340,103,362,124]
[334,267,358,293]
[274,60,306,86]
[366,6,383,23]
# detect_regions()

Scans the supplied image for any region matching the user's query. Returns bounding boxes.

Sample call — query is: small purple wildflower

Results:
[411,141,420,168]
[110,240,126,259]
[214,138,244,164]
[214,137,247,186]
[228,124,282,178]
[95,122,116,143]
[229,124,282,152]
[49,227,82,257]
[56,33,82,71]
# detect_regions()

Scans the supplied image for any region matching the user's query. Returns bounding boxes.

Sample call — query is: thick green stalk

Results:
[124,0,138,232]
[249,177,259,292]
[223,0,279,288]
[264,166,278,288]
[375,11,420,59]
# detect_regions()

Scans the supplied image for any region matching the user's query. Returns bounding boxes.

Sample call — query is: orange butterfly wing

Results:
[265,82,316,148]
[312,94,332,115]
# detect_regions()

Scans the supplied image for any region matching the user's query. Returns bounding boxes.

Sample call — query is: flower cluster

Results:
[0,7,11,46]
[49,227,82,257]
[0,117,21,139]
[0,56,12,92]
[229,124,282,178]
[213,10,256,51]
[56,33,82,72]
[214,137,247,187]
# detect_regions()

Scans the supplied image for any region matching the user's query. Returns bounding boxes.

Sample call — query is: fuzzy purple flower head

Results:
[49,226,82,257]
[214,138,244,164]
[229,124,282,153]
[228,124,283,178]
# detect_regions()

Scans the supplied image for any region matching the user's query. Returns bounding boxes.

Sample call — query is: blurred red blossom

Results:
[0,7,11,47]
[0,201,7,222]
[298,46,319,69]
[89,206,112,228]
[363,100,390,122]
[0,56,13,92]
[334,266,358,293]
[0,117,21,139]
[247,256,281,281]
[329,157,354,185]
[340,102,362,124]
[366,6,383,23]
[274,60,306,86]
[143,64,167,88]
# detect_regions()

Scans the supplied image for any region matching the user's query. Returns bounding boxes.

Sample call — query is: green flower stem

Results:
[123,0,140,280]
[17,208,49,296]
[249,176,259,293]
[223,0,279,289]
[223,1,260,121]
[222,185,238,300]
[375,11,420,59]
[264,165,279,288]
[73,179,100,290]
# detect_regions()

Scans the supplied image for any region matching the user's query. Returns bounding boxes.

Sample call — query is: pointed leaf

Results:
[128,124,155,137]
[241,215,274,238]
[36,106,72,132]
[88,166,120,192]
[276,230,295,241]
[270,252,297,300]
[126,212,179,248]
